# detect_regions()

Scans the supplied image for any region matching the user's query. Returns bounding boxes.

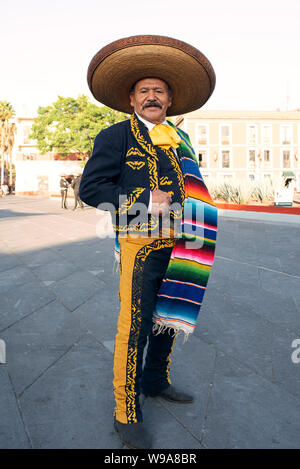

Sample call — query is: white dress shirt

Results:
[135,113,179,213]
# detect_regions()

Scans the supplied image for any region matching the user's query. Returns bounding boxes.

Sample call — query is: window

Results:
[263,173,272,180]
[197,125,208,145]
[247,125,257,145]
[281,125,292,145]
[248,174,256,181]
[23,125,33,145]
[221,150,230,168]
[263,150,270,163]
[248,149,257,169]
[198,149,209,168]
[220,124,231,145]
[262,125,272,145]
[283,150,291,168]
[262,149,272,169]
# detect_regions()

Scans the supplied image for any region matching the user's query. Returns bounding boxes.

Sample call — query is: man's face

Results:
[129,77,172,124]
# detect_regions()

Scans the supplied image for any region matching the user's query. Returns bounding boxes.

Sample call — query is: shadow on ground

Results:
[0,197,300,449]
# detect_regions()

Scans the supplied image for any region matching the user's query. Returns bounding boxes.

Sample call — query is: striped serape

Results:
[152,125,218,339]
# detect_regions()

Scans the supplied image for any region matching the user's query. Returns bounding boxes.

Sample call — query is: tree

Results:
[0,101,16,187]
[30,95,127,160]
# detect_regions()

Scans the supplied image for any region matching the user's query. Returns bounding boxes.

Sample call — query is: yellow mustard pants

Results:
[113,235,176,424]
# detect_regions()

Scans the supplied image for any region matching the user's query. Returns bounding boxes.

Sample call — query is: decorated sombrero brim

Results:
[87,35,216,116]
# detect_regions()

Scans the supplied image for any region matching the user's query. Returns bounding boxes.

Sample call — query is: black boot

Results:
[143,384,194,403]
[114,418,152,449]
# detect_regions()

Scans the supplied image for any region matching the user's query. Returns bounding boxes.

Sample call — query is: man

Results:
[79,35,217,449]
[59,175,69,209]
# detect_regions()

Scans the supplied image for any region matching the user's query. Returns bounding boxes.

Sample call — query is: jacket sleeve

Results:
[79,127,150,212]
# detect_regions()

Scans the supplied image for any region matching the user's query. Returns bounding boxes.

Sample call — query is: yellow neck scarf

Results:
[149,124,182,150]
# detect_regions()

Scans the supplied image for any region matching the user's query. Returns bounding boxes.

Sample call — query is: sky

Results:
[1,0,300,116]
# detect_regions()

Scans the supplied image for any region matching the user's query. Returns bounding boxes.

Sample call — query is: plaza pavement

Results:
[0,195,300,449]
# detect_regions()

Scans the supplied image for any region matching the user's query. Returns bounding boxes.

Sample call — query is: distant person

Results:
[71,175,84,210]
[60,175,69,209]
[1,184,8,196]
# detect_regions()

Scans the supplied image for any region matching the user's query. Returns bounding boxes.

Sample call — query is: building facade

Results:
[13,117,82,196]
[176,110,300,191]
[12,111,300,196]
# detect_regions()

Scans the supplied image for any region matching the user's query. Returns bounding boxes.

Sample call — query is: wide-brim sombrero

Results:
[87,35,216,116]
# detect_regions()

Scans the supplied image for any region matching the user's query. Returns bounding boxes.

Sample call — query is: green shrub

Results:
[206,178,280,204]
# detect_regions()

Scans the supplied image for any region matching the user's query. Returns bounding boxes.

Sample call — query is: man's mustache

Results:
[142,101,162,110]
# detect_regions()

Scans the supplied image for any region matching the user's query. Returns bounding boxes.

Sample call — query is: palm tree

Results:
[0,101,16,190]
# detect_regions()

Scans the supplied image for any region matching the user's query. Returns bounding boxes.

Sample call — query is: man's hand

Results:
[151,189,172,216]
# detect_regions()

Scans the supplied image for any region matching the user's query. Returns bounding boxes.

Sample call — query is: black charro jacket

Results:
[79,113,186,234]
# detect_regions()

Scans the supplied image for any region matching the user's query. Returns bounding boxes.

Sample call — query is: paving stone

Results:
[31,260,78,282]
[19,333,122,449]
[196,290,274,379]
[202,352,300,448]
[0,266,36,294]
[70,249,115,273]
[72,289,119,340]
[259,268,300,304]
[18,247,63,266]
[212,256,261,287]
[277,252,300,277]
[53,240,105,260]
[0,253,22,272]
[1,300,83,395]
[150,334,216,443]
[0,366,31,449]
[0,281,56,332]
[48,270,105,311]
[55,238,115,270]
[142,397,202,449]
[219,277,300,330]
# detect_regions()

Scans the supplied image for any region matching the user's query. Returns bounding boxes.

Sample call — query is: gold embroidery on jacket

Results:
[130,115,159,191]
[116,188,145,216]
[160,176,173,186]
[116,115,187,233]
[113,217,159,233]
[126,161,145,170]
[126,147,146,157]
[162,148,185,209]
